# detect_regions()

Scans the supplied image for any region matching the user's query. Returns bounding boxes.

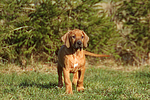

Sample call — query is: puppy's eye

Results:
[81,36,84,39]
[72,36,76,39]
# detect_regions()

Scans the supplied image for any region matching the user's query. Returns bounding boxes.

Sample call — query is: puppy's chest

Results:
[66,54,85,69]
[70,57,80,68]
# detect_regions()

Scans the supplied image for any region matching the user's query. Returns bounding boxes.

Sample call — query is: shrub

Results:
[0,0,117,65]
[114,0,150,65]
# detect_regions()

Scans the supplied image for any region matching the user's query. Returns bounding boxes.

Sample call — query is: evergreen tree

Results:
[0,0,118,64]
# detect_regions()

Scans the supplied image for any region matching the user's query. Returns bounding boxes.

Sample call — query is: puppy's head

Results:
[61,29,89,49]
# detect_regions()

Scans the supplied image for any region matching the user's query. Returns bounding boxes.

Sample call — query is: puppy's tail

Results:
[84,50,110,57]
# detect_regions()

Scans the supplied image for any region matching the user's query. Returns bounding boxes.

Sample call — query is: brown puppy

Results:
[57,29,109,94]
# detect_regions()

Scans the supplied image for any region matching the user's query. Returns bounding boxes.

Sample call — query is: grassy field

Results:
[0,64,150,99]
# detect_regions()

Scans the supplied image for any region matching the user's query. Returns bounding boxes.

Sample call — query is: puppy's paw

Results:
[66,89,73,94]
[77,86,84,92]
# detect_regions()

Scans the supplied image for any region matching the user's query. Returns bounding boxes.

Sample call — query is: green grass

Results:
[0,66,150,99]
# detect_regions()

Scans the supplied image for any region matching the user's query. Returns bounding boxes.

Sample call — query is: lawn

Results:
[0,64,150,99]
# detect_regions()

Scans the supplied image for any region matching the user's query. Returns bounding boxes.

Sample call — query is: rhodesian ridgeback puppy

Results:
[57,29,109,94]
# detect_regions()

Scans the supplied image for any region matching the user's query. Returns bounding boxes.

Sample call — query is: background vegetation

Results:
[0,0,150,99]
[0,0,150,66]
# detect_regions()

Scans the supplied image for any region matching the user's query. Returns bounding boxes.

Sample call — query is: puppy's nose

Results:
[77,40,82,45]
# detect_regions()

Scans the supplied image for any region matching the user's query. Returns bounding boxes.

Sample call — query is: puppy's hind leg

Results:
[57,63,63,88]
[72,71,78,86]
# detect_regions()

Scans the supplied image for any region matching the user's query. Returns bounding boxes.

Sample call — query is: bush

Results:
[2,0,149,66]
[0,0,117,65]
[114,0,150,65]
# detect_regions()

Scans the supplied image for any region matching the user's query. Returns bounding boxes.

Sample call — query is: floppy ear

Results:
[82,31,89,47]
[61,31,71,48]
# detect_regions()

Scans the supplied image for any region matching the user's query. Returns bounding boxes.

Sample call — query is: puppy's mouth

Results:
[73,40,83,49]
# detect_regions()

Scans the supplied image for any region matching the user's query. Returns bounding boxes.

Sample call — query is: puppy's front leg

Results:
[77,67,85,92]
[63,68,73,94]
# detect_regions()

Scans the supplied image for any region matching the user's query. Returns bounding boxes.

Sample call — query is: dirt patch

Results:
[86,59,150,72]
[0,60,149,74]
[0,63,57,74]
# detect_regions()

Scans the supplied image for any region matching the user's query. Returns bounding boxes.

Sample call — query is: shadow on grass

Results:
[136,72,150,78]
[19,80,58,89]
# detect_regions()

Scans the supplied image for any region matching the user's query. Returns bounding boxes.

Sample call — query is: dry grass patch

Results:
[88,59,150,72]
[0,63,57,74]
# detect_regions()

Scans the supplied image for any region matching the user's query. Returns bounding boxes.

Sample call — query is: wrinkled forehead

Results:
[70,29,83,36]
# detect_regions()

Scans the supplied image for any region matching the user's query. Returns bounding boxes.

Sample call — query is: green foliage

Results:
[115,0,150,65]
[0,0,149,65]
[0,0,62,63]
[0,0,117,64]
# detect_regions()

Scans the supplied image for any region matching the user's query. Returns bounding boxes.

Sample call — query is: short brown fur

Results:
[57,29,109,94]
